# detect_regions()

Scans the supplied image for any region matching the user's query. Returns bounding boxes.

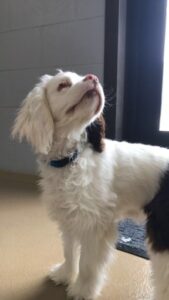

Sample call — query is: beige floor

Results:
[0,175,153,300]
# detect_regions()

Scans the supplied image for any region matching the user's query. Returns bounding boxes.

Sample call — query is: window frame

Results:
[104,0,119,139]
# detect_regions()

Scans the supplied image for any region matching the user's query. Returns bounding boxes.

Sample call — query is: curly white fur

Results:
[12,70,169,300]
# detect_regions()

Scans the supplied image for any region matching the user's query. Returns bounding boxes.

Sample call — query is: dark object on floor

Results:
[117,219,149,259]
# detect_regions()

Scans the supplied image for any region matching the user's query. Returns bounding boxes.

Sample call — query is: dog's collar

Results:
[49,150,79,168]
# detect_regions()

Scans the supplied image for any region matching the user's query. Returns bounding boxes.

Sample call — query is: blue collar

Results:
[49,150,79,168]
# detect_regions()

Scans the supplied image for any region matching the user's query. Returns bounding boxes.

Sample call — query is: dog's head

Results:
[12,70,105,154]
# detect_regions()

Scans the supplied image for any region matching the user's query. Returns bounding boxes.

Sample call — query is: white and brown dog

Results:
[12,70,169,300]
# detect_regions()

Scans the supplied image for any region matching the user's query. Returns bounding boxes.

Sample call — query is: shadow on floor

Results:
[17,278,68,300]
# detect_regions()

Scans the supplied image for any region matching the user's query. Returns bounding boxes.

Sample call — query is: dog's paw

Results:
[67,280,98,300]
[49,263,71,286]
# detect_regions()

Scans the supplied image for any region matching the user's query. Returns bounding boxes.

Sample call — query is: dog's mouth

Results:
[66,88,101,114]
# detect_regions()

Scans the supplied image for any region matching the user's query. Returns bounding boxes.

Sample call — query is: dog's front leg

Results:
[49,231,80,285]
[68,229,116,300]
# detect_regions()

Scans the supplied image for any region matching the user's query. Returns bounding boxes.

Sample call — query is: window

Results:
[121,0,169,147]
[160,0,169,131]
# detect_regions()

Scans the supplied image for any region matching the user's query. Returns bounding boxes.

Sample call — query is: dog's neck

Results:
[42,127,87,162]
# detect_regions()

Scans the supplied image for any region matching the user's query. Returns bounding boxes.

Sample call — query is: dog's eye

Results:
[57,81,71,91]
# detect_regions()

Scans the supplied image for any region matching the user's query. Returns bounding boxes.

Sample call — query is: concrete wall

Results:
[0,0,105,174]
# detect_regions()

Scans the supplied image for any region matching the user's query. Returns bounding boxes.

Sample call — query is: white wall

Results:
[0,0,105,174]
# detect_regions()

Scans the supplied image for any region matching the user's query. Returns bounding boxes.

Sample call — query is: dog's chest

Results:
[40,154,115,228]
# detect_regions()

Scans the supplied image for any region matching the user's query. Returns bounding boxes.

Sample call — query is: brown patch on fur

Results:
[86,115,105,153]
[144,167,169,252]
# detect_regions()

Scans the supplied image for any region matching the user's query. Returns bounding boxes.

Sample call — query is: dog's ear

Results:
[12,80,54,155]
[86,115,105,153]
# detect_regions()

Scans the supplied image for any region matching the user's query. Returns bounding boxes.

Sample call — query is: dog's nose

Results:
[83,74,99,83]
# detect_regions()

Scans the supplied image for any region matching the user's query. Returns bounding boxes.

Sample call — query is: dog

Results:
[12,70,169,300]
